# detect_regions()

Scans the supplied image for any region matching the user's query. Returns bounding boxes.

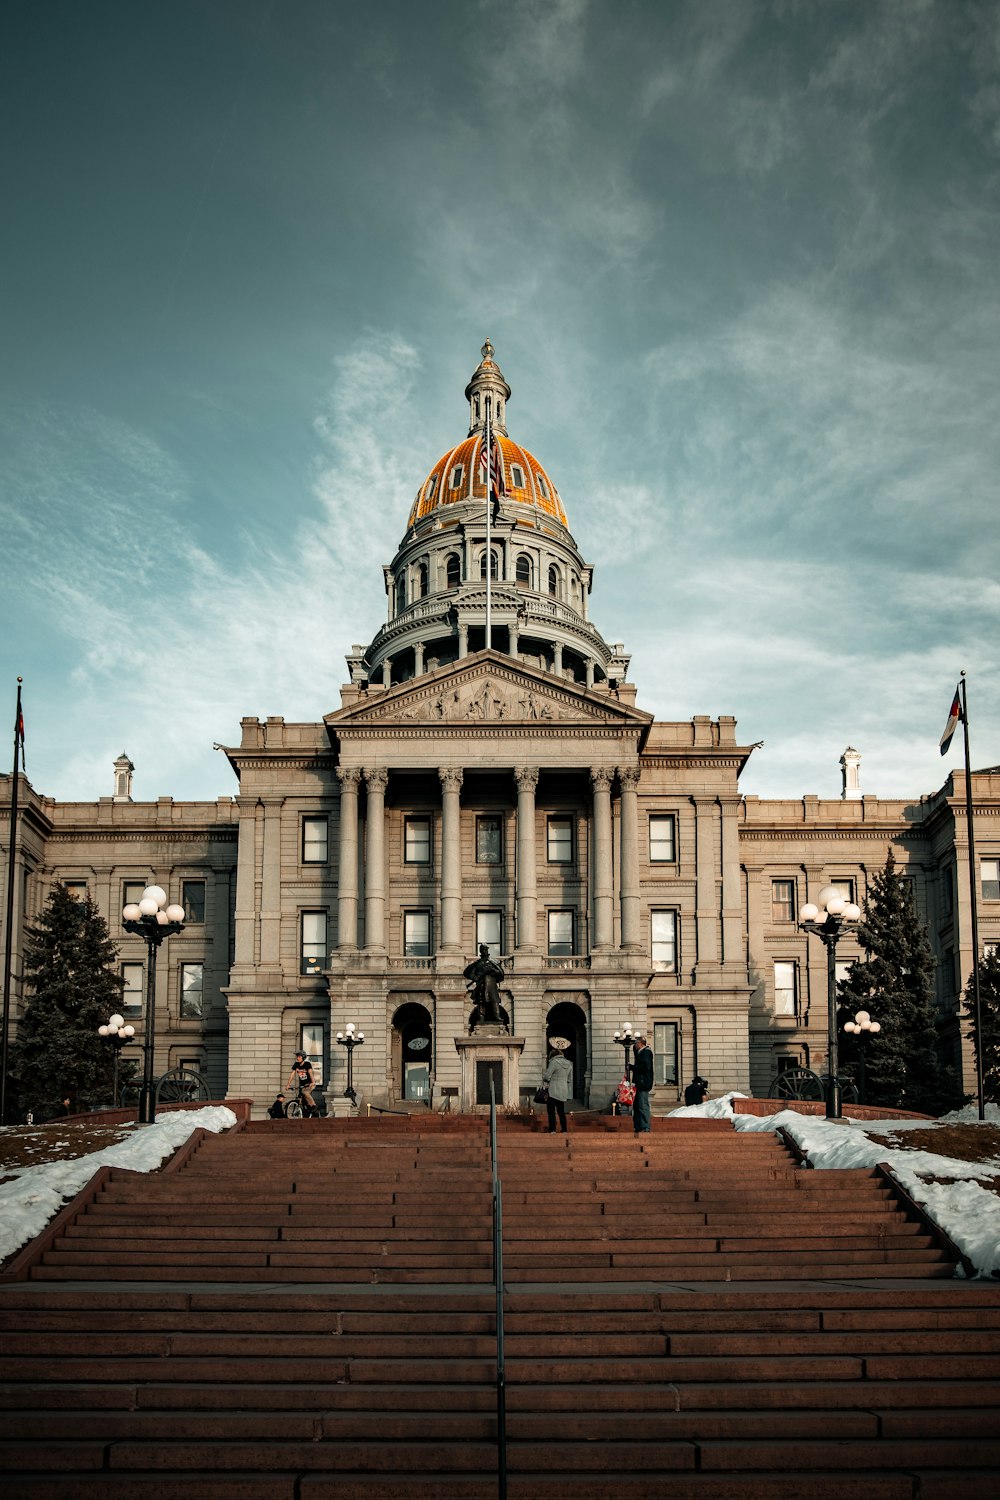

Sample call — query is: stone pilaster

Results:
[363,768,388,952]
[618,765,641,949]
[590,767,614,950]
[439,767,464,950]
[336,768,360,950]
[514,766,539,951]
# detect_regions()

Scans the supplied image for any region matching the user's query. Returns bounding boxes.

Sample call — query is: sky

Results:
[3,1101,999,1275]
[1,0,998,806]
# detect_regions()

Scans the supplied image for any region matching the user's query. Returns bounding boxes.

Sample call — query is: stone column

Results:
[514,766,539,951]
[382,658,392,689]
[590,768,614,950]
[618,765,641,949]
[585,658,595,688]
[439,767,464,950]
[693,796,720,967]
[336,768,360,950]
[233,797,259,968]
[509,623,519,657]
[259,797,284,968]
[720,795,743,967]
[414,641,425,675]
[363,768,388,952]
[458,623,469,659]
[552,641,563,676]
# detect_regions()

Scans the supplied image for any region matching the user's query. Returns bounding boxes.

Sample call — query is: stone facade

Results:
[2,346,998,1112]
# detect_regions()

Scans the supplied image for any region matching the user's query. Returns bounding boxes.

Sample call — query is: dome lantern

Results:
[465,337,511,437]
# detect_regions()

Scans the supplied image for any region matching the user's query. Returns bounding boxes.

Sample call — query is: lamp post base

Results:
[825,1075,842,1120]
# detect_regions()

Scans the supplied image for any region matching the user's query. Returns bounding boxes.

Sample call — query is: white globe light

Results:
[817,885,842,908]
[869,1022,881,1034]
[98,1025,109,1037]
[800,903,820,922]
[825,896,845,916]
[856,1011,870,1025]
[358,1032,365,1041]
[346,1022,355,1033]
[122,903,141,921]
[122,1024,135,1039]
[109,1014,124,1029]
[142,886,167,906]
[138,898,159,917]
[336,1032,343,1041]
[843,903,861,921]
[165,904,186,923]
[155,910,170,925]
[844,1022,857,1033]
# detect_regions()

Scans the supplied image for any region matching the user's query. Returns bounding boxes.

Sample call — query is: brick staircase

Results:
[1,1115,999,1497]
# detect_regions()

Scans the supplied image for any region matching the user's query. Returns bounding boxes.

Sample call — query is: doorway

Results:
[544,998,588,1103]
[390,1000,433,1103]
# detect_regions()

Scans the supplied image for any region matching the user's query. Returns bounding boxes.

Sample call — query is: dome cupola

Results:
[465,337,511,437]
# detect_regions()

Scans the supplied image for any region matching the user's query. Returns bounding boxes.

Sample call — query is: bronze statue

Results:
[465,944,510,1032]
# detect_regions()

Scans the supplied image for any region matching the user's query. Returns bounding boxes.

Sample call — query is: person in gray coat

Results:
[542,1047,573,1133]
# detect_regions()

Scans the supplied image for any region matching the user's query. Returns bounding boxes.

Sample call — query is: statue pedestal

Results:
[455,1031,525,1114]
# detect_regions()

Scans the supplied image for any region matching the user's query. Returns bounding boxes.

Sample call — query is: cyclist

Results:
[286,1051,319,1117]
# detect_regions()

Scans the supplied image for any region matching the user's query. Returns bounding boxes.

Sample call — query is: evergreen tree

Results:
[11,883,128,1112]
[837,849,961,1115]
[964,947,1000,1103]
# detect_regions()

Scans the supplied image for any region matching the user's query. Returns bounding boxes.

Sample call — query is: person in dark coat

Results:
[267,1093,287,1119]
[631,1034,654,1133]
[684,1076,709,1107]
[541,1048,573,1133]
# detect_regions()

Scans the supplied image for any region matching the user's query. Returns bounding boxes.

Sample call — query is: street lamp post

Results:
[612,1024,636,1114]
[799,885,861,1120]
[97,1012,136,1108]
[122,885,185,1124]
[843,1009,881,1107]
[335,1022,365,1105]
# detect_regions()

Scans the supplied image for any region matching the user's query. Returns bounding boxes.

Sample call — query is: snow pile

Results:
[667,1093,1000,1277]
[0,1106,236,1263]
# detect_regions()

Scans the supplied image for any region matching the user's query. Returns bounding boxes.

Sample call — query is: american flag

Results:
[14,682,25,771]
[479,429,506,506]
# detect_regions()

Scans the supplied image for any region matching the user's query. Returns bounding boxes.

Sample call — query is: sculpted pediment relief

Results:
[329,656,648,731]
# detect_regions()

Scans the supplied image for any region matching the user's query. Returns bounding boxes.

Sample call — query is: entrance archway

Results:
[390,1001,433,1103]
[544,999,588,1103]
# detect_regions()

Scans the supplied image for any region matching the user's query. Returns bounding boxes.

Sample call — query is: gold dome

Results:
[408,431,568,530]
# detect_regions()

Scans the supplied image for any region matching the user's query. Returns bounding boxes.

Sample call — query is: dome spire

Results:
[465,337,511,438]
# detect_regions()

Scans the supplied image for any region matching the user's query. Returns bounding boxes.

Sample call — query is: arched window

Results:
[548,564,559,597]
[417,562,428,599]
[446,553,461,589]
[516,553,532,588]
[395,576,407,614]
[480,549,500,580]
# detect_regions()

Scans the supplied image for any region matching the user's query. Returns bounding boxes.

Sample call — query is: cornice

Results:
[46,828,238,846]
[335,724,644,742]
[738,826,930,844]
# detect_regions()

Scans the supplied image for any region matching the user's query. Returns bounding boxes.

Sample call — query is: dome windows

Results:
[417,562,429,599]
[450,464,464,490]
[445,553,462,589]
[516,553,533,588]
[480,549,500,581]
[425,474,438,501]
[548,563,562,599]
[536,472,549,499]
[510,463,525,489]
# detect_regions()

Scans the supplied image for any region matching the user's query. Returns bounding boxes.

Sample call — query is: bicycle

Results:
[284,1083,321,1118]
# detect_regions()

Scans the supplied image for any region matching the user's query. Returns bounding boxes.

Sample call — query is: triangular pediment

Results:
[326,651,651,733]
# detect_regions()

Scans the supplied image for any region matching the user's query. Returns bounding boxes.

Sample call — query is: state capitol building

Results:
[2,344,997,1112]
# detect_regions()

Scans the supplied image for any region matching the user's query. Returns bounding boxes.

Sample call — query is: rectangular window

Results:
[403,909,431,957]
[774,961,798,1017]
[771,879,796,923]
[651,910,677,971]
[547,909,574,956]
[302,816,329,864]
[835,960,852,989]
[404,816,431,864]
[476,815,502,865]
[180,962,204,1019]
[649,814,677,863]
[547,816,573,864]
[121,962,144,1016]
[982,860,1000,901]
[476,909,503,959]
[653,1021,678,1086]
[300,1022,325,1087]
[122,881,145,912]
[985,942,998,958]
[943,867,954,914]
[62,880,87,899]
[301,911,328,975]
[182,880,206,924]
[832,878,856,905]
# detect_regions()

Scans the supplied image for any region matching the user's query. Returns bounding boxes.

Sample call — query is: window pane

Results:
[649,814,676,863]
[63,881,87,899]
[405,817,431,863]
[182,881,206,924]
[404,910,431,956]
[301,1022,325,1086]
[651,910,677,971]
[122,882,145,910]
[303,816,328,864]
[653,1021,678,1085]
[476,910,502,958]
[982,860,1000,901]
[833,879,855,905]
[180,963,204,1019]
[516,554,531,587]
[301,911,328,975]
[774,961,797,1016]
[476,816,502,864]
[547,909,574,956]
[547,817,573,863]
[121,962,144,1016]
[771,880,795,922]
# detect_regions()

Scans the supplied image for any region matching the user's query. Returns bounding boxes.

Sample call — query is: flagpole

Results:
[959,672,985,1120]
[1,678,23,1124]
[485,401,492,652]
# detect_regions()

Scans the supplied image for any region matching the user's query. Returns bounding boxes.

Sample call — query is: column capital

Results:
[514,766,539,793]
[337,766,361,791]
[618,765,641,791]
[365,767,389,794]
[590,767,613,793]
[439,767,464,793]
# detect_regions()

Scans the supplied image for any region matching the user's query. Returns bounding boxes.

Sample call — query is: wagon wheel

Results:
[155,1067,210,1105]
[768,1067,824,1101]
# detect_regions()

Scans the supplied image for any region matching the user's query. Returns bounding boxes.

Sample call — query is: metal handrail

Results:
[489,1075,507,1500]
